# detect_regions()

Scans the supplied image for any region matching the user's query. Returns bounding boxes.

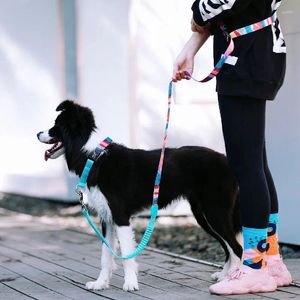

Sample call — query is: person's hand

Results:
[172,49,194,82]
[172,31,210,82]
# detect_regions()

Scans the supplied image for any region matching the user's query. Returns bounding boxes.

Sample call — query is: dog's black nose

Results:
[37,132,43,139]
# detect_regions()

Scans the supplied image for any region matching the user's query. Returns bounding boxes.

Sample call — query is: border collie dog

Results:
[37,100,242,291]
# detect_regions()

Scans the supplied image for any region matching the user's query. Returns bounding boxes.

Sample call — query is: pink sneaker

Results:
[266,258,293,287]
[209,265,277,295]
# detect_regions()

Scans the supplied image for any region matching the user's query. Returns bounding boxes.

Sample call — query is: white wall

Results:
[0,0,68,199]
[267,1,300,244]
[76,0,131,145]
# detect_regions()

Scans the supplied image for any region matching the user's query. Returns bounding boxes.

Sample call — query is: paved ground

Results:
[0,209,299,300]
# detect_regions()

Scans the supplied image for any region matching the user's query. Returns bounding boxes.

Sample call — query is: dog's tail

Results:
[194,212,230,262]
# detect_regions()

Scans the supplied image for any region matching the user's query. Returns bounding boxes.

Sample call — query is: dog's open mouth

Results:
[44,142,63,161]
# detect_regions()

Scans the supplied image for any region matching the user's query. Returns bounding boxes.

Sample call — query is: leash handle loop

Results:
[185,14,276,83]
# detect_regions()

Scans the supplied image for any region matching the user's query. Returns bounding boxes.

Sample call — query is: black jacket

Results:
[192,0,286,100]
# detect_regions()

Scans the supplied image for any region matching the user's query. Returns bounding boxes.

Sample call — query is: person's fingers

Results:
[184,70,192,80]
[176,73,182,81]
[172,76,179,82]
[179,71,187,80]
[172,70,192,82]
[173,58,194,82]
[172,62,179,81]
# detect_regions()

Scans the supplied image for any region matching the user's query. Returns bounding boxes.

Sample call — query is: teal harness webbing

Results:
[76,82,173,260]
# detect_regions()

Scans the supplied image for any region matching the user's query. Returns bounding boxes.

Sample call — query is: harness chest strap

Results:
[76,137,113,192]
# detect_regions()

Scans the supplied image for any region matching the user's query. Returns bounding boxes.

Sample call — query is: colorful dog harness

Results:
[77,14,277,260]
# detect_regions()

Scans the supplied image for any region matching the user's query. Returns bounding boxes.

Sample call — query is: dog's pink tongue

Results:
[44,150,50,161]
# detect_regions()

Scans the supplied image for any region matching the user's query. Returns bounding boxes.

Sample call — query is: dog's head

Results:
[37,100,96,161]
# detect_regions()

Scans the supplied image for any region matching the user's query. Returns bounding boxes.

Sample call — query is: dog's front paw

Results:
[211,271,225,281]
[86,280,109,290]
[123,276,139,291]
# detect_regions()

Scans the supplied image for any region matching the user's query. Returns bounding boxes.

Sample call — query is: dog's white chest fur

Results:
[85,187,112,223]
[80,130,113,223]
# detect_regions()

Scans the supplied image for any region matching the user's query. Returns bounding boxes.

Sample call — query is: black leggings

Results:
[218,94,278,228]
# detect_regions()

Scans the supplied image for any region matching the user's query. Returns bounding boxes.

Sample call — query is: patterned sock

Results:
[242,226,268,269]
[266,213,280,260]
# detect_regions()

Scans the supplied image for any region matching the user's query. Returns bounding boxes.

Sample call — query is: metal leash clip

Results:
[75,185,88,210]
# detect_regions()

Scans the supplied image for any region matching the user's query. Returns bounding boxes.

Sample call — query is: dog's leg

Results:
[211,232,243,281]
[227,233,243,271]
[211,239,242,281]
[85,222,116,290]
[221,231,243,274]
[210,236,231,281]
[115,225,139,291]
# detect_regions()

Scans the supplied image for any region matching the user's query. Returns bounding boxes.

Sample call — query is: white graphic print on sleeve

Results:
[198,0,236,22]
[271,0,286,53]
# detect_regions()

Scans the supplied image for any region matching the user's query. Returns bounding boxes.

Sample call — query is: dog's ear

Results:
[56,100,76,112]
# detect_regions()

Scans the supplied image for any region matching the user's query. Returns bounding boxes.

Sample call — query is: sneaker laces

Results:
[228,267,246,280]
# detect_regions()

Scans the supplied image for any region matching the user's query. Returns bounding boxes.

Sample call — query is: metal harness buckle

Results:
[88,149,107,161]
[75,186,88,210]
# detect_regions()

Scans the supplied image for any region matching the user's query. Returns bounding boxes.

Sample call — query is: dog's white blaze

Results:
[86,187,112,223]
[82,130,106,153]
[115,226,139,291]
[38,130,52,143]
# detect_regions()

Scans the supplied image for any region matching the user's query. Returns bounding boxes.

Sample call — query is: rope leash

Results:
[77,13,276,260]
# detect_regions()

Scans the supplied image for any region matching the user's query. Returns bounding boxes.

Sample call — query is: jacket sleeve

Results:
[191,0,253,26]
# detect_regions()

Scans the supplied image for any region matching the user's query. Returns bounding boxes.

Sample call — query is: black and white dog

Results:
[37,100,243,291]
